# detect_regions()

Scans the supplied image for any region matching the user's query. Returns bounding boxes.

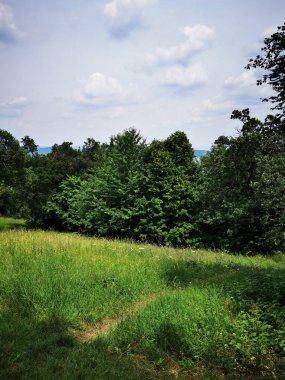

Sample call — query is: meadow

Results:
[0,220,284,379]
[0,217,25,230]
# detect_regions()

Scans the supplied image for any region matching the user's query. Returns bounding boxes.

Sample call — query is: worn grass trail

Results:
[74,293,161,342]
[0,229,284,379]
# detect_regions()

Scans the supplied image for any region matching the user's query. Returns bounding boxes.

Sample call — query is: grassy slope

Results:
[0,217,25,230]
[0,228,284,379]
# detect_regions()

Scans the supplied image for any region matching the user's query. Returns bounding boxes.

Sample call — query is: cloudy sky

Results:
[0,0,284,148]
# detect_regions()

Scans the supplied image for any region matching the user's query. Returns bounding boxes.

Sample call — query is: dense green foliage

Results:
[0,117,283,253]
[0,229,284,379]
[0,129,26,216]
[197,111,285,253]
[0,216,25,230]
[0,24,284,254]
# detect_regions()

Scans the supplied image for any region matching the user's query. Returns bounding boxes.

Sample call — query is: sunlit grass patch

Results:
[0,217,25,230]
[0,230,284,379]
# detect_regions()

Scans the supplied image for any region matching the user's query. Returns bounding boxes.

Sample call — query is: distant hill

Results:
[194,150,208,158]
[38,147,52,155]
[38,146,209,158]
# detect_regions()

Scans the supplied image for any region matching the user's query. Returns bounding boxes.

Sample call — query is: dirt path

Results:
[74,293,162,343]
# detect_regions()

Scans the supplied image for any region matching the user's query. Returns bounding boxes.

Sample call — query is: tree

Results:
[21,136,38,157]
[57,128,147,237]
[134,132,198,246]
[197,23,285,254]
[26,141,94,226]
[163,131,195,171]
[0,130,25,186]
[46,176,87,231]
[0,130,26,215]
[81,137,104,172]
[246,23,285,120]
[82,137,100,157]
[197,109,285,254]
[46,129,199,246]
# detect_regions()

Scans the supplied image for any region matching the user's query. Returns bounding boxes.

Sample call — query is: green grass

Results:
[0,216,25,230]
[0,229,284,379]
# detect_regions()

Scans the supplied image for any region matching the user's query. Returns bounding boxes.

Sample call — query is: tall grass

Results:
[0,230,167,324]
[0,229,284,379]
[0,216,25,230]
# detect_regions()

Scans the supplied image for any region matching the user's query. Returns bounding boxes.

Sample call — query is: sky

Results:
[0,0,284,148]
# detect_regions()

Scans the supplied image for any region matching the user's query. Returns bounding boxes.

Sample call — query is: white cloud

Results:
[0,2,21,43]
[145,24,214,67]
[161,63,208,89]
[187,98,234,124]
[201,98,233,112]
[73,72,136,107]
[104,0,157,38]
[224,70,273,103]
[0,96,29,118]
[224,70,256,89]
[109,106,127,118]
[262,25,277,38]
[0,96,29,109]
[245,25,278,58]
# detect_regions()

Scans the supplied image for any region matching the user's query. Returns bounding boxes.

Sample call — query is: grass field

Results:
[0,216,25,230]
[0,226,284,379]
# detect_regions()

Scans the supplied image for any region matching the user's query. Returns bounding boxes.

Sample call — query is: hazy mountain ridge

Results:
[38,147,209,158]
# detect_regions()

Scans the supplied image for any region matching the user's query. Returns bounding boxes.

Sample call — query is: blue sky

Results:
[0,0,284,148]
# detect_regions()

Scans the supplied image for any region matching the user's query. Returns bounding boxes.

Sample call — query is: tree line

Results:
[0,24,284,255]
